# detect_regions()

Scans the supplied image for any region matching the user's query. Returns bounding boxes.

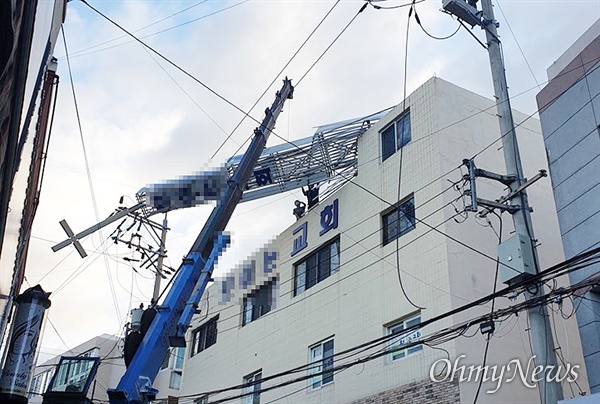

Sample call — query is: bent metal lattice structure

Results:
[226,108,391,203]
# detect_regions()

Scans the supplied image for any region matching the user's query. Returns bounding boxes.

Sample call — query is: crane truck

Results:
[42,78,293,404]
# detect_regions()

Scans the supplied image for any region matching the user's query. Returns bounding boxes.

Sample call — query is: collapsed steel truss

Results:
[227,108,391,203]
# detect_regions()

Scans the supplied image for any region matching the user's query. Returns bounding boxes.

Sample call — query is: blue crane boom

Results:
[107,78,294,404]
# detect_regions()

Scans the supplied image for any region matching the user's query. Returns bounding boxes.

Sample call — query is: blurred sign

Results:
[145,166,228,211]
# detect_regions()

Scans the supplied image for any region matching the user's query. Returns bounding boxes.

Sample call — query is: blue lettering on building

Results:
[217,249,278,304]
[319,199,339,236]
[264,251,277,273]
[239,260,256,289]
[219,274,235,304]
[291,222,308,257]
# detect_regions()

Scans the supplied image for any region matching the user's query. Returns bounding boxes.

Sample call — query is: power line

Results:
[219,0,372,171]
[175,178,467,333]
[495,0,540,88]
[472,212,503,404]
[139,44,236,143]
[211,0,343,159]
[473,58,600,161]
[412,2,461,40]
[48,43,596,338]
[178,251,600,402]
[63,1,208,58]
[394,0,425,310]
[79,0,264,132]
[64,0,250,61]
[211,208,484,336]
[61,25,122,321]
[297,2,368,86]
[367,0,426,10]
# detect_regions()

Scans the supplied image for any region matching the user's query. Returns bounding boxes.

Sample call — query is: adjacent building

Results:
[0,0,67,352]
[177,77,588,403]
[28,334,125,403]
[28,334,183,403]
[536,19,600,396]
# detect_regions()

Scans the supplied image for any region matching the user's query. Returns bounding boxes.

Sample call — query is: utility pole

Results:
[479,1,562,403]
[442,1,563,403]
[152,213,168,302]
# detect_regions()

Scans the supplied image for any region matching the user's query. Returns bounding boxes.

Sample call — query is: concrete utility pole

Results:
[152,213,168,302]
[479,0,563,402]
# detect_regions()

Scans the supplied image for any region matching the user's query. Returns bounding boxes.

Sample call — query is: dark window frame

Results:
[293,238,340,296]
[382,194,415,245]
[242,278,277,326]
[381,109,411,162]
[190,315,219,357]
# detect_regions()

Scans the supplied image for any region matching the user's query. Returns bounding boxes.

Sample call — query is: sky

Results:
[25,0,599,365]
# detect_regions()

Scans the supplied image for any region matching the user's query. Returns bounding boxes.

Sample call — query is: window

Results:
[294,238,340,296]
[51,349,98,393]
[161,347,185,371]
[242,371,262,404]
[387,313,422,361]
[29,369,53,398]
[191,316,218,356]
[382,195,415,245]
[243,279,277,326]
[194,396,209,404]
[169,370,182,390]
[309,339,334,390]
[172,347,185,369]
[381,109,411,162]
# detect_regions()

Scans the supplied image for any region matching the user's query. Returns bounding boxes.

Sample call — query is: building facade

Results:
[178,77,588,403]
[0,0,67,351]
[536,19,600,396]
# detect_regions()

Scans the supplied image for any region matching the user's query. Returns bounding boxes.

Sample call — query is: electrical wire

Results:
[49,5,600,398]
[73,0,599,185]
[393,1,425,310]
[179,253,600,401]
[65,0,250,61]
[412,3,461,40]
[549,302,585,397]
[212,209,502,337]
[193,155,533,334]
[201,191,466,325]
[211,0,343,159]
[367,0,425,10]
[296,2,368,86]
[472,211,503,403]
[178,182,467,333]
[79,0,266,134]
[63,1,209,59]
[61,25,122,321]
[178,259,600,402]
[495,0,540,88]
[47,316,72,352]
[141,46,235,142]
[47,52,596,390]
[52,236,115,296]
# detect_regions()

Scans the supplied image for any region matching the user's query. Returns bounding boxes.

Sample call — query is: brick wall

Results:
[349,378,460,404]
